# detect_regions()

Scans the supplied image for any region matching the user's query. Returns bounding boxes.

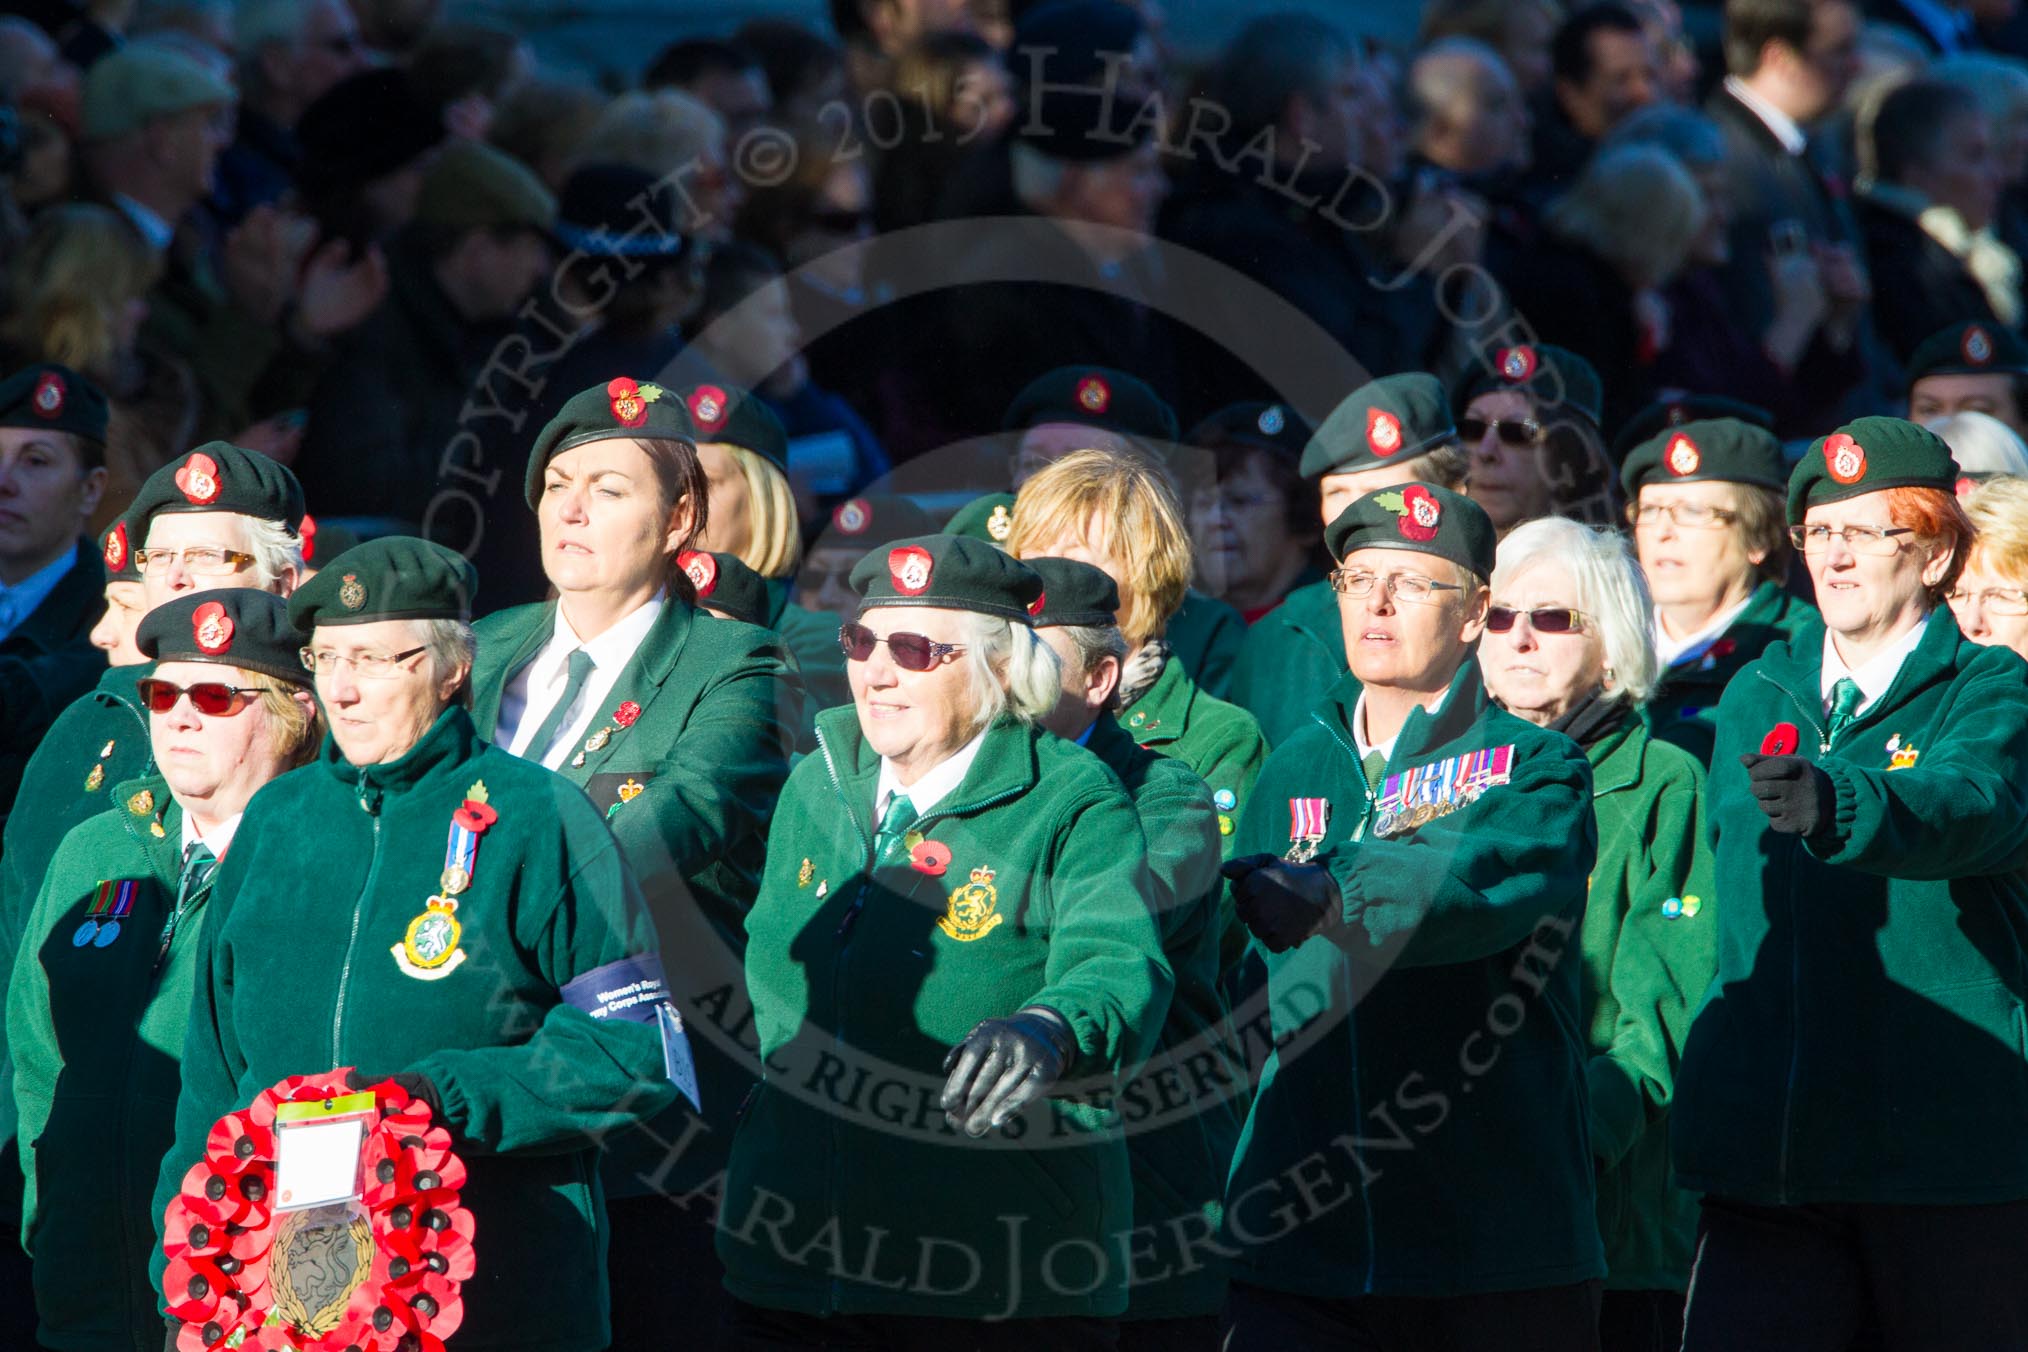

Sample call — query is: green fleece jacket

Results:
[8,778,205,1352]
[1643,582,1818,765]
[1166,589,1245,699]
[1223,662,1604,1298]
[1081,713,1237,1320]
[719,707,1174,1319]
[1674,613,2028,1206]
[1119,656,1269,863]
[470,598,797,1206]
[1581,716,1716,1292]
[1224,580,1348,749]
[151,708,675,1352]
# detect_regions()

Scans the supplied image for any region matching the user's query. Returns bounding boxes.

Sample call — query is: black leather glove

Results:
[1223,854,1343,953]
[1740,752,1837,837]
[346,1068,446,1122]
[939,1008,1073,1137]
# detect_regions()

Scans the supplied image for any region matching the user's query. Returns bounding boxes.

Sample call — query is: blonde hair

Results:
[1007,448,1191,649]
[571,89,724,179]
[1964,476,2028,587]
[255,681,324,767]
[714,441,803,579]
[2,204,159,378]
[1493,516,1660,705]
[957,611,1063,728]
[1544,144,1703,289]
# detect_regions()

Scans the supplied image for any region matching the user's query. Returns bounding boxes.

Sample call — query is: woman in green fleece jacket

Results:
[150,539,677,1352]
[718,535,1173,1348]
[1480,518,1717,1352]
[8,590,320,1352]
[1674,419,2028,1351]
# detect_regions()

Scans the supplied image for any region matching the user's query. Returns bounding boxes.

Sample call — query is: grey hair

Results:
[1063,621,1129,680]
[1545,143,1704,290]
[1925,411,2028,479]
[1492,517,1660,706]
[1605,105,1727,169]
[417,618,478,708]
[237,516,306,590]
[955,612,1064,730]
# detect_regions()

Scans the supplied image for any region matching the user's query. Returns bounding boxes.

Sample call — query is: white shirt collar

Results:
[550,590,666,669]
[877,725,990,822]
[1352,682,1452,765]
[1725,76,1808,157]
[112,194,175,252]
[501,591,666,768]
[1821,614,1930,716]
[180,809,243,860]
[1655,591,1757,669]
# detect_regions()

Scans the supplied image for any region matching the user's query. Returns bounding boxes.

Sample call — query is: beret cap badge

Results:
[1499,346,1537,382]
[1964,326,1994,366]
[1366,408,1403,457]
[1075,374,1111,414]
[678,549,717,597]
[191,601,233,655]
[103,520,127,571]
[174,452,222,506]
[889,546,934,595]
[32,371,64,418]
[1375,485,1443,542]
[607,377,663,429]
[338,573,366,611]
[1825,433,1867,486]
[688,384,728,432]
[1666,434,1701,476]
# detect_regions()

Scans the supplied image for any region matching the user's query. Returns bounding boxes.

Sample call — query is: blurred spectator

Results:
[1183,402,1321,621]
[1933,54,2028,265]
[1927,408,2028,482]
[0,16,81,133]
[296,141,555,523]
[687,241,891,507]
[294,66,447,248]
[645,37,773,142]
[1867,0,1977,54]
[214,0,369,224]
[1534,3,1661,191]
[735,18,849,127]
[0,203,196,529]
[1419,0,1561,96]
[349,0,443,58]
[1706,0,1870,402]
[1407,36,1533,182]
[1496,143,1706,433]
[1630,0,1701,103]
[487,76,606,192]
[128,0,233,58]
[1457,343,1616,533]
[1613,104,1865,435]
[407,22,533,140]
[1978,0,2028,55]
[828,0,978,97]
[11,103,72,212]
[1856,78,2015,365]
[573,90,743,241]
[874,30,1015,231]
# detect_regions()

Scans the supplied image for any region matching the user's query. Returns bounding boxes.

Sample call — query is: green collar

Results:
[109,771,181,866]
[1586,717,1648,796]
[1316,656,1492,765]
[94,658,153,704]
[812,706,1041,842]
[1121,655,1194,743]
[1754,608,1965,737]
[1081,710,1137,769]
[320,704,480,802]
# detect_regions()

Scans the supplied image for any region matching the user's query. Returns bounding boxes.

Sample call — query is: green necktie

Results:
[155,841,215,970]
[874,792,918,864]
[1362,751,1387,794]
[523,648,595,764]
[1826,676,1864,743]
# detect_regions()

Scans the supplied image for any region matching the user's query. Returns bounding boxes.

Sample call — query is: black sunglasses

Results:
[1485,606,1586,634]
[1459,415,1545,448]
[135,678,265,716]
[839,622,965,672]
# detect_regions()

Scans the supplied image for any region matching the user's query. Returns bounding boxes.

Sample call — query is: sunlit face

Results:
[148,659,298,821]
[692,442,752,556]
[1017,513,1141,639]
[1634,481,1764,619]
[0,426,102,579]
[848,605,979,779]
[1802,492,1950,647]
[538,437,688,599]
[312,620,461,766]
[1910,373,2025,437]
[141,513,273,608]
[1480,558,1608,727]
[1947,545,2028,660]
[1463,390,1552,531]
[1335,545,1487,693]
[91,580,147,666]
[1011,424,1133,488]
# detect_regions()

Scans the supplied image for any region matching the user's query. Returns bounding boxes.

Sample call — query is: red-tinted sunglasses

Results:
[839,622,965,672]
[135,677,265,716]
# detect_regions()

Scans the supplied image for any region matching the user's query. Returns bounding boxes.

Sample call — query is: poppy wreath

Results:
[161,1069,475,1352]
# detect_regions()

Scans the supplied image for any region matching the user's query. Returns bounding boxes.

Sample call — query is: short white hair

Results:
[417,617,477,707]
[1925,410,2028,479]
[956,612,1063,729]
[1491,517,1659,706]
[237,516,306,590]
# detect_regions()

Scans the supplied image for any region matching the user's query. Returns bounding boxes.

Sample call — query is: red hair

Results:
[1884,485,1974,598]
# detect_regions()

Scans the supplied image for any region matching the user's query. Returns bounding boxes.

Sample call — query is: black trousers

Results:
[1682,1194,2028,1352]
[721,1300,1118,1351]
[605,1193,729,1350]
[1222,1278,1603,1352]
[1597,1289,1684,1352]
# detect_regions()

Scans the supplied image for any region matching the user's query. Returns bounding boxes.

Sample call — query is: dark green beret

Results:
[300,514,361,570]
[1186,402,1314,459]
[1324,481,1496,580]
[137,588,309,685]
[1786,416,1959,524]
[1611,393,1774,463]
[1905,321,2028,385]
[1000,365,1179,444]
[99,508,140,581]
[523,377,699,508]
[1458,344,1604,429]
[1302,374,1456,479]
[823,494,938,549]
[289,537,478,628]
[1024,556,1120,629]
[680,549,771,627]
[945,492,1018,545]
[678,382,788,474]
[850,533,1045,624]
[0,363,108,444]
[129,442,306,535]
[1622,418,1788,498]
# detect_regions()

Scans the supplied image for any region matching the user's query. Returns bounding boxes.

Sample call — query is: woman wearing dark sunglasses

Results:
[1455,343,1617,534]
[466,379,799,1346]
[1480,519,1716,1352]
[7,589,320,1352]
[722,534,1171,1347]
